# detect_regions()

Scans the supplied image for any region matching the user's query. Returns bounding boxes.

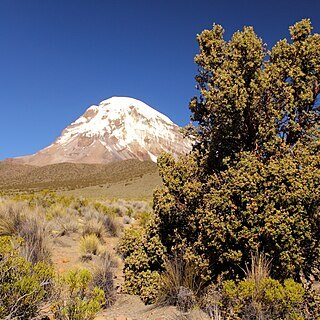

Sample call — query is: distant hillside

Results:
[0,159,158,191]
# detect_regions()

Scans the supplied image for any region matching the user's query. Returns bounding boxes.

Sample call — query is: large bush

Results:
[153,19,320,282]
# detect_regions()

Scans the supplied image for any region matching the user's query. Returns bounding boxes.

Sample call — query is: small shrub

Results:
[52,269,105,320]
[136,211,154,227]
[0,236,54,319]
[80,234,100,255]
[203,277,307,319]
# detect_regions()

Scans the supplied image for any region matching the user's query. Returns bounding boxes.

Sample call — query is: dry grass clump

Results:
[0,200,51,264]
[80,234,101,255]
[92,251,117,307]
[157,256,205,312]
[52,214,79,236]
[81,206,121,237]
[46,203,67,219]
[244,251,272,284]
[101,214,121,237]
[82,219,104,238]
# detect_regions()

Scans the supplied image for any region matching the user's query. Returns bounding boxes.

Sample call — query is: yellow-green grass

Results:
[0,160,159,195]
[58,171,162,201]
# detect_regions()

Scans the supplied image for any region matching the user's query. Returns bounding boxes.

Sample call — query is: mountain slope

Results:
[0,160,158,191]
[13,97,191,166]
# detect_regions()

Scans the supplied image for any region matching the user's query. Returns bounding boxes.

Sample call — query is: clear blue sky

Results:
[1,0,319,159]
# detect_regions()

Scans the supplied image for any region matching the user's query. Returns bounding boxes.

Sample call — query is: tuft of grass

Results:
[92,251,117,308]
[157,256,205,312]
[0,200,51,264]
[82,219,104,239]
[101,214,121,237]
[54,215,79,236]
[46,203,67,220]
[80,234,100,255]
[245,251,272,284]
[81,206,121,237]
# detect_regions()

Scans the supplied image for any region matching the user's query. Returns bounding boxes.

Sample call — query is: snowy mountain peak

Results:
[14,97,191,166]
[98,97,174,124]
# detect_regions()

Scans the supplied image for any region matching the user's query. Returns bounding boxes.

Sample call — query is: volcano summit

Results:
[13,97,191,166]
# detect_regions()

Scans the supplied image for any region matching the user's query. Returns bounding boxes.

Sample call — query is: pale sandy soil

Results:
[95,294,210,320]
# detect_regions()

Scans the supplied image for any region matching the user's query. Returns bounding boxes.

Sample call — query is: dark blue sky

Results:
[1,0,319,159]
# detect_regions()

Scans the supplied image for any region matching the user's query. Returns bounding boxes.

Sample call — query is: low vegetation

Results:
[0,191,151,319]
[0,236,54,319]
[53,269,105,320]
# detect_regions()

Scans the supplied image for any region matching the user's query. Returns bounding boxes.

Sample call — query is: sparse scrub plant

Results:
[80,234,101,256]
[0,236,54,320]
[52,269,105,320]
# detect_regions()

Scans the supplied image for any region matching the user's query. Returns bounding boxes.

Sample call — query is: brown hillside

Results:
[0,160,158,191]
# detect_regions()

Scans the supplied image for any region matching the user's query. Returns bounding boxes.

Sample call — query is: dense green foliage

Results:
[0,236,54,319]
[120,20,320,317]
[204,278,306,319]
[53,269,105,320]
[118,226,166,304]
[154,19,320,282]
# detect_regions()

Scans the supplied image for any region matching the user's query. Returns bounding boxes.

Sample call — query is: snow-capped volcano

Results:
[14,97,191,166]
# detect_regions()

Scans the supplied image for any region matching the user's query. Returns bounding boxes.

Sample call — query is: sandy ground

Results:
[95,294,209,320]
[50,227,210,320]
